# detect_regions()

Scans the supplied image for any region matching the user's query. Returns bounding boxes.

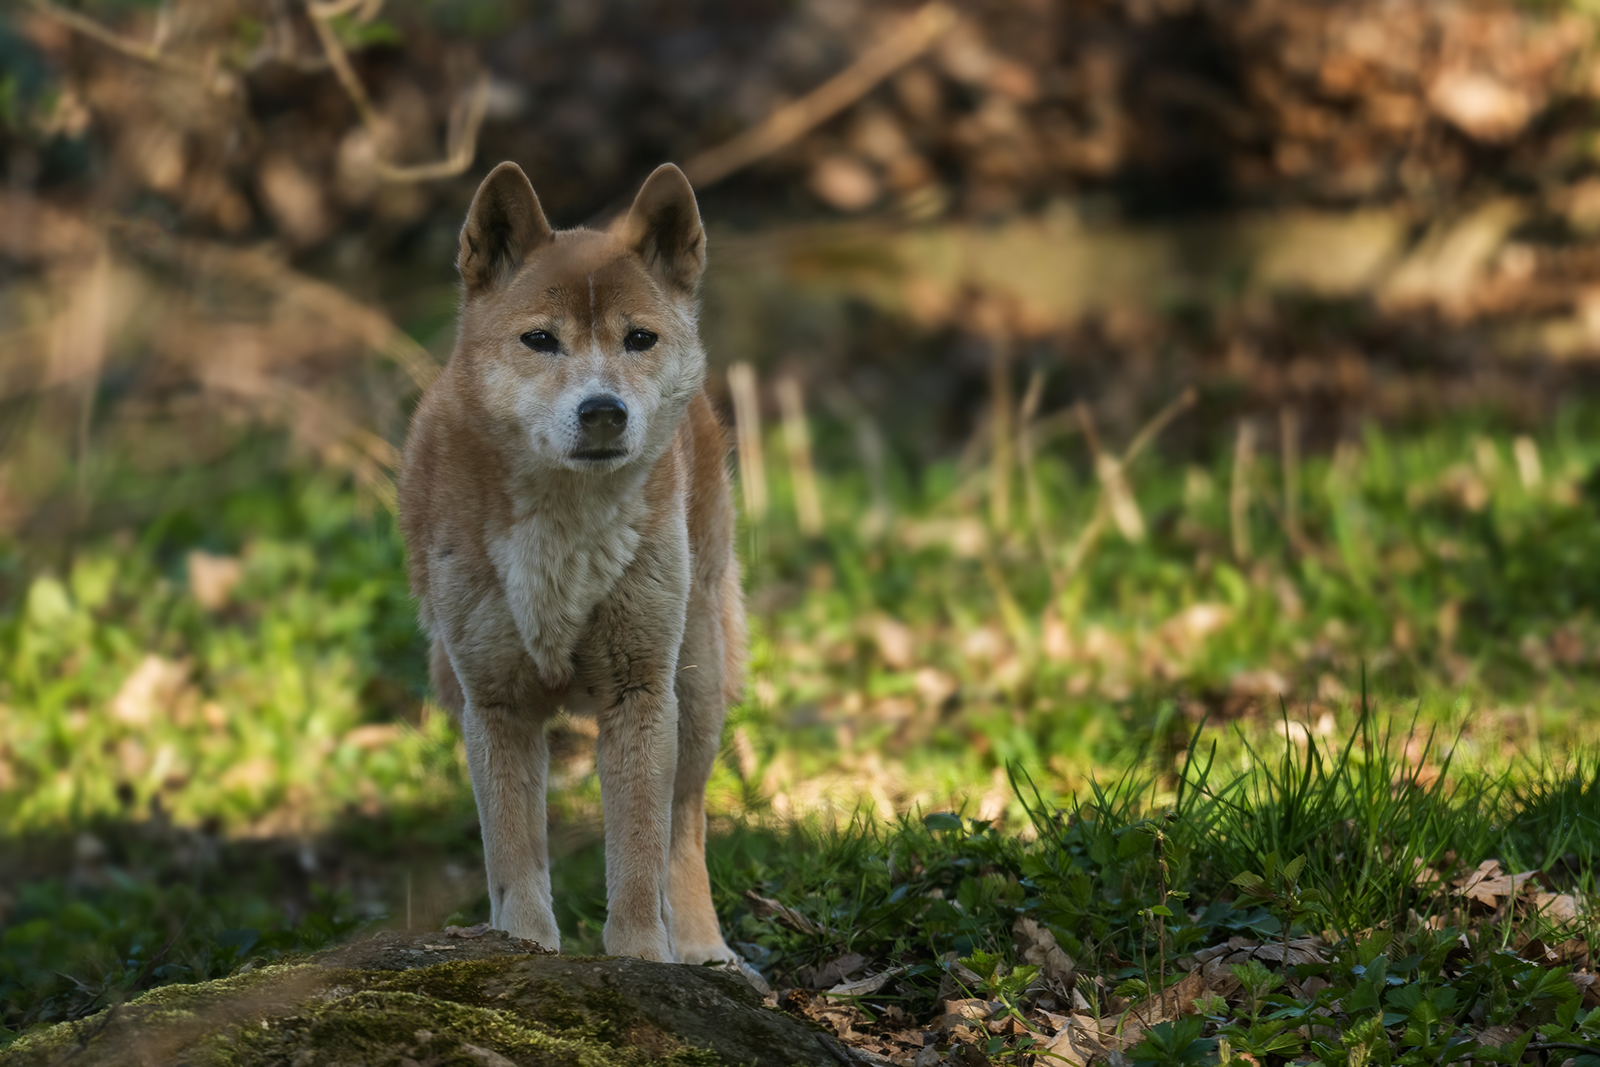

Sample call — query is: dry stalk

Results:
[727,362,768,521]
[1513,435,1543,490]
[305,1,490,182]
[1077,403,1146,544]
[682,2,958,187]
[855,415,892,540]
[1061,390,1196,583]
[776,376,824,537]
[1016,368,1054,578]
[1231,417,1257,564]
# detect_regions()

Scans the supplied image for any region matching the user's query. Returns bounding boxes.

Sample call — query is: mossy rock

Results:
[1,931,847,1067]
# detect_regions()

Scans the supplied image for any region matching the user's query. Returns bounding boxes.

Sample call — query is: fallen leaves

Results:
[109,655,192,727]
[746,890,841,938]
[1453,859,1584,925]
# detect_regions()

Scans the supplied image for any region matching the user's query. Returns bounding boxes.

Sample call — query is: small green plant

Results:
[1229,851,1331,957]
[955,948,1041,1030]
[1216,958,1302,1060]
[1128,1016,1214,1067]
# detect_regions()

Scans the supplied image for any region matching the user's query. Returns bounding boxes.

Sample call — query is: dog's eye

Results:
[624,329,658,352]
[520,330,559,353]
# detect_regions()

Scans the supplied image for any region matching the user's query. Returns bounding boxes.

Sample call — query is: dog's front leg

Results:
[459,697,561,950]
[594,669,679,961]
[585,523,690,962]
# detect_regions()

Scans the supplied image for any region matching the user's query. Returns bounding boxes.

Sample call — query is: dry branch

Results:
[27,0,234,94]
[682,1,958,187]
[304,1,491,183]
[151,234,440,391]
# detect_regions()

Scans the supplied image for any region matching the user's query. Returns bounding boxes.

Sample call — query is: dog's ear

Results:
[458,162,552,296]
[617,164,705,293]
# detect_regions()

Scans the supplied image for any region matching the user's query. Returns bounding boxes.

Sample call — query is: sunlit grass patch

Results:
[709,708,1600,1062]
[1,473,464,837]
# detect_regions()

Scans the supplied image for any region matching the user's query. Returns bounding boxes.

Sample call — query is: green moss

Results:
[370,957,537,1009]
[365,963,660,1052]
[3,959,736,1067]
[0,964,324,1067]
[1,1017,90,1065]
[223,989,722,1067]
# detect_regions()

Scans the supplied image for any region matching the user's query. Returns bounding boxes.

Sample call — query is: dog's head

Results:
[453,162,707,473]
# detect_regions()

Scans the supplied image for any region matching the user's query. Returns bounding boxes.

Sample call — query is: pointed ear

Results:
[616,164,705,293]
[458,162,553,295]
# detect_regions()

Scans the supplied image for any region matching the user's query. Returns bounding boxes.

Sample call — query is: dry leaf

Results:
[110,655,191,726]
[745,890,838,937]
[187,550,242,610]
[444,922,494,939]
[799,951,866,989]
[1013,915,1076,992]
[825,966,908,998]
[1532,892,1582,924]
[1125,970,1209,1028]
[1454,859,1537,906]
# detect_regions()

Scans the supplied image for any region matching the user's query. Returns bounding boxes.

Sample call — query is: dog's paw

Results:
[495,897,561,953]
[674,939,738,966]
[603,925,674,963]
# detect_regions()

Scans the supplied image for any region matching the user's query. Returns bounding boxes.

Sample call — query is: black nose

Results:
[578,395,628,432]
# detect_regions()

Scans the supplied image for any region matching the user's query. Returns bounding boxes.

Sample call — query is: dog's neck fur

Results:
[470,370,695,691]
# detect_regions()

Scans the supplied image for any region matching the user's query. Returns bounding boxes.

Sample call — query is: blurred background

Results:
[6,0,1600,1034]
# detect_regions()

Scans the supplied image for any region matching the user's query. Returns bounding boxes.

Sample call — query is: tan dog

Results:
[398,161,744,965]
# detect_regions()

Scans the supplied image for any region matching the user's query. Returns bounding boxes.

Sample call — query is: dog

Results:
[398,161,745,966]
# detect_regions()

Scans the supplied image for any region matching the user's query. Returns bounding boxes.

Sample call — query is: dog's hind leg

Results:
[665,564,742,966]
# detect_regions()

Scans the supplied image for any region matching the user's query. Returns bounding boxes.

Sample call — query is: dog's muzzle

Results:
[573,395,628,460]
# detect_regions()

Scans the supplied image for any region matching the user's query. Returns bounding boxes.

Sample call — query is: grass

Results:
[3,396,1600,1058]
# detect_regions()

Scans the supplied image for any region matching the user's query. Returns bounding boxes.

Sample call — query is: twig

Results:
[305,1,490,182]
[49,913,191,1066]
[1122,387,1197,468]
[28,0,234,95]
[682,2,958,187]
[308,0,385,18]
[1079,403,1145,544]
[1061,390,1195,581]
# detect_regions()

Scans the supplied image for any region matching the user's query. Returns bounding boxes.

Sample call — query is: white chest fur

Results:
[488,489,646,686]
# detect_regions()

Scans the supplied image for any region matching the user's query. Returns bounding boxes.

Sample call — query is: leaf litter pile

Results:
[718,710,1600,1066]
